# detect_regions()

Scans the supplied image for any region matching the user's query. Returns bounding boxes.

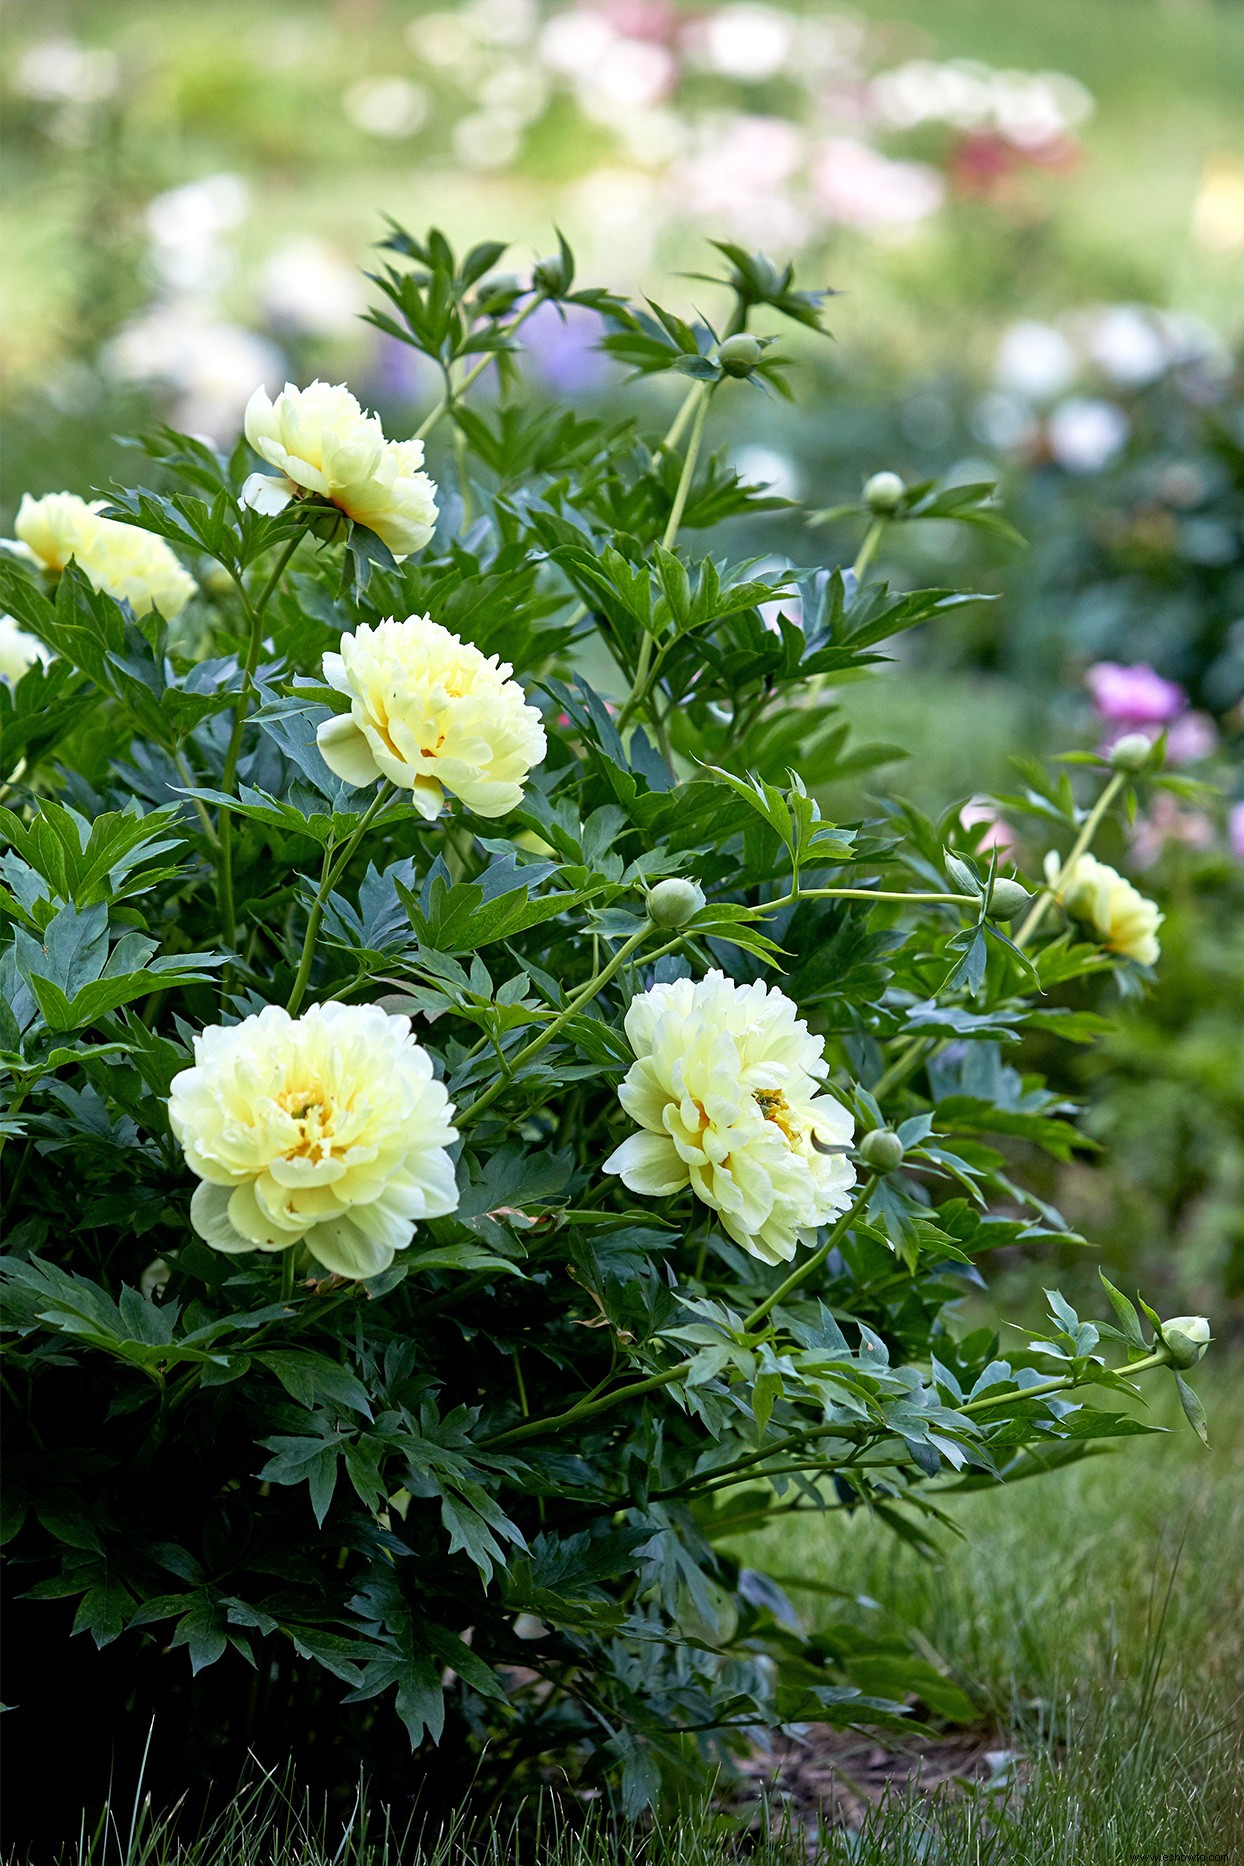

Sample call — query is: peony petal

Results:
[189,1181,254,1253]
[240,472,294,516]
[316,713,382,789]
[305,1215,395,1279]
[603,1131,688,1196]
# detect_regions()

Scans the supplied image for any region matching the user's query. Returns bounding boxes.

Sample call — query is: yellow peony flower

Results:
[11,491,196,619]
[316,615,547,820]
[1045,850,1163,966]
[0,614,52,684]
[168,1001,459,1278]
[241,380,438,559]
[603,970,857,1265]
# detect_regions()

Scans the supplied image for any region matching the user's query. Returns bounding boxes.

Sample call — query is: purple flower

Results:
[1164,710,1218,765]
[523,302,609,395]
[1229,801,1244,861]
[1086,661,1186,726]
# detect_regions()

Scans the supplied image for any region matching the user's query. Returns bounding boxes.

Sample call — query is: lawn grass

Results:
[45,1362,1242,1866]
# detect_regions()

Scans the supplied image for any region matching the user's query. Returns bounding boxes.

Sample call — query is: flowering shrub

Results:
[0,228,1213,1820]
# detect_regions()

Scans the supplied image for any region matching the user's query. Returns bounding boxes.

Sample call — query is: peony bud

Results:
[646,877,706,928]
[864,471,905,516]
[1161,1315,1210,1368]
[533,252,572,297]
[858,1127,904,1173]
[987,877,1033,920]
[716,333,762,377]
[1110,731,1157,773]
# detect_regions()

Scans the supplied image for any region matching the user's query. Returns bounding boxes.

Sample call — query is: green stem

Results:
[659,382,710,554]
[743,1183,873,1332]
[285,783,395,1015]
[958,1347,1169,1416]
[280,1251,296,1303]
[869,1035,933,1106]
[618,388,712,734]
[852,519,886,582]
[483,1363,689,1450]
[763,887,980,914]
[218,530,304,952]
[455,923,682,1129]
[1014,769,1126,951]
[414,295,545,443]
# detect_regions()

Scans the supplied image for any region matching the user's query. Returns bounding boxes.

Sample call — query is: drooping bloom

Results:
[10,491,196,618]
[0,614,52,684]
[316,615,546,819]
[603,970,856,1265]
[241,381,438,559]
[1045,851,1162,966]
[168,1001,459,1278]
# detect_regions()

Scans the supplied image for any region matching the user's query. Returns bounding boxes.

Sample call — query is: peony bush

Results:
[0,228,1213,1819]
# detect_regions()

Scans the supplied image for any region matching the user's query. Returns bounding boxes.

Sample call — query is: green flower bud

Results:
[716,333,763,377]
[858,1127,904,1173]
[473,273,523,316]
[864,471,905,516]
[1110,731,1157,773]
[533,252,572,297]
[987,877,1033,921]
[646,877,706,928]
[1161,1315,1211,1368]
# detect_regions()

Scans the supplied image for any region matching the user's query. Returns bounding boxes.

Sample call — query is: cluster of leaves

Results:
[0,227,1206,1820]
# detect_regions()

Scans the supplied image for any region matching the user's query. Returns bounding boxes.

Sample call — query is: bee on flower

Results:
[1045,851,1162,965]
[8,491,196,619]
[604,970,856,1265]
[168,1001,459,1279]
[315,614,547,819]
[241,380,438,559]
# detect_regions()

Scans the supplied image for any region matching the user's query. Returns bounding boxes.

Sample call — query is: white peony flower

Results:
[1045,851,1162,966]
[603,969,856,1265]
[0,614,52,684]
[168,1001,459,1279]
[241,381,438,559]
[10,491,195,618]
[316,615,546,820]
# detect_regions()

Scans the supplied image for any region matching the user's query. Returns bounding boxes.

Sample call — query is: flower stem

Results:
[280,1251,296,1303]
[743,1182,873,1332]
[762,887,980,914]
[414,295,545,443]
[455,923,683,1129]
[852,518,886,582]
[1013,769,1126,951]
[618,387,712,734]
[285,782,395,1016]
[958,1347,1169,1417]
[217,530,304,953]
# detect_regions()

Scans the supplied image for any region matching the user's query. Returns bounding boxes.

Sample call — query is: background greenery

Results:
[2,0,1242,1857]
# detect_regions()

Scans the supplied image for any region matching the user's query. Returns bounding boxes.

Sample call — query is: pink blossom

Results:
[1228,801,1244,861]
[1129,792,1215,868]
[1086,661,1186,727]
[960,795,1018,855]
[1164,711,1218,764]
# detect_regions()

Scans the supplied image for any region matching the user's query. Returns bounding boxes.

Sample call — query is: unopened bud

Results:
[533,252,572,297]
[858,1127,904,1173]
[646,877,706,928]
[716,333,762,377]
[473,273,522,315]
[1161,1315,1210,1368]
[864,471,905,516]
[1110,731,1156,773]
[987,877,1033,921]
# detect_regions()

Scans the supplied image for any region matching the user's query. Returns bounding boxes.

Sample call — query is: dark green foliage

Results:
[0,229,1206,1829]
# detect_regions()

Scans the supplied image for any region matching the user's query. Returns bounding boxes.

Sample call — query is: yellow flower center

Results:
[754,1088,801,1145]
[278,1088,336,1162]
